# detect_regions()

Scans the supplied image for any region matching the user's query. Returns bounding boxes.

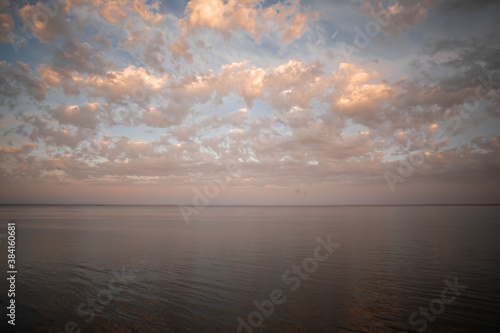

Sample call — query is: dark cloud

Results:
[0,61,47,108]
[52,39,113,76]
[437,0,499,13]
[421,34,500,91]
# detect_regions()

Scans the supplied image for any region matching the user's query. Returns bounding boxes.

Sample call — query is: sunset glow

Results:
[0,0,499,205]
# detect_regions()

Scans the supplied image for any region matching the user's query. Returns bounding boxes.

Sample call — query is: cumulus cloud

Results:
[52,103,102,130]
[0,61,47,108]
[52,39,114,75]
[169,37,194,64]
[18,0,72,42]
[180,0,317,43]
[1,0,499,203]
[85,65,169,106]
[140,105,187,128]
[331,62,394,115]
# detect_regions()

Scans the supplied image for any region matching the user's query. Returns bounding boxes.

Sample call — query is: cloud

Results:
[262,0,318,44]
[52,103,102,130]
[0,12,13,42]
[1,0,500,203]
[140,105,187,128]
[436,0,499,13]
[131,0,163,24]
[358,0,436,37]
[180,0,317,43]
[139,31,168,73]
[18,1,72,42]
[84,65,169,106]
[72,0,163,25]
[52,39,114,75]
[0,61,47,108]
[419,34,500,91]
[331,62,394,115]
[169,37,194,64]
[37,64,83,96]
[11,0,163,54]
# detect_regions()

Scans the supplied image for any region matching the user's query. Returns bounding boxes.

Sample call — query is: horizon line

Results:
[0,203,499,207]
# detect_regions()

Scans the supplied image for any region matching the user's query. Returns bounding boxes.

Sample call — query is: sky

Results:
[0,0,499,205]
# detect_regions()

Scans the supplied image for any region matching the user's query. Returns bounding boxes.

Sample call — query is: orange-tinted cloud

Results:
[180,0,317,43]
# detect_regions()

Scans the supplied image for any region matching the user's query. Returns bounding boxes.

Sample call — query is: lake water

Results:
[1,205,499,332]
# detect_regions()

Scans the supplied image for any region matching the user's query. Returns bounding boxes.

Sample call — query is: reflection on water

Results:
[1,205,499,332]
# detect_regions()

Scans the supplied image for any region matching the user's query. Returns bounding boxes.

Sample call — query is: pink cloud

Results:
[180,0,317,43]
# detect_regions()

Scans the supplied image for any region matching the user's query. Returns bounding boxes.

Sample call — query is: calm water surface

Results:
[1,205,499,332]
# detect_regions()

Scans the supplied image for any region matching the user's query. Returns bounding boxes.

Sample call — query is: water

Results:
[1,205,499,332]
